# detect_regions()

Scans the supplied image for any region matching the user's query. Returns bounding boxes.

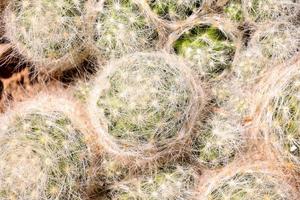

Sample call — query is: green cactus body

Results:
[88,52,200,159]
[207,172,292,200]
[5,0,86,69]
[94,0,157,59]
[148,0,203,21]
[224,0,244,22]
[112,166,196,200]
[0,99,90,199]
[173,26,235,77]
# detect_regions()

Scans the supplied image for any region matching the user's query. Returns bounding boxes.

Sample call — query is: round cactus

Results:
[250,22,300,63]
[204,171,296,199]
[242,0,299,22]
[255,64,300,171]
[88,52,204,162]
[0,94,91,199]
[90,0,158,60]
[192,110,244,168]
[224,0,244,22]
[146,0,203,22]
[109,166,197,200]
[172,25,236,77]
[4,0,88,72]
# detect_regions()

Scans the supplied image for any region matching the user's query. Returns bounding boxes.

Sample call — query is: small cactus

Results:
[173,25,236,77]
[250,22,300,63]
[88,52,204,162]
[257,64,300,171]
[147,0,203,22]
[0,94,91,199]
[242,0,299,22]
[4,0,88,72]
[205,171,296,199]
[90,0,158,60]
[224,0,244,22]
[109,165,197,200]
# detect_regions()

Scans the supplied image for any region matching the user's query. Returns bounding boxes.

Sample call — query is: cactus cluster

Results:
[0,0,300,199]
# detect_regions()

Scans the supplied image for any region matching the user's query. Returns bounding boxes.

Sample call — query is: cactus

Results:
[109,166,197,200]
[205,171,295,199]
[90,0,158,60]
[0,95,91,199]
[4,0,87,72]
[242,0,299,22]
[224,0,244,22]
[250,22,300,63]
[147,0,203,22]
[173,25,235,77]
[266,76,300,170]
[88,52,204,161]
[192,110,244,168]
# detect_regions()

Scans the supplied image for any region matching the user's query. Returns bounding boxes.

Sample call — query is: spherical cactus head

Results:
[148,0,203,21]
[265,75,300,170]
[0,95,90,199]
[173,25,235,77]
[110,166,197,199]
[4,0,87,71]
[193,112,243,168]
[243,0,298,22]
[206,171,295,199]
[251,22,300,63]
[92,0,158,60]
[88,52,202,160]
[224,0,244,22]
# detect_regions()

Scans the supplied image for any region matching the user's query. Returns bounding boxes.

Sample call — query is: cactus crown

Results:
[93,0,157,59]
[148,0,203,21]
[0,97,90,199]
[5,0,85,63]
[173,25,235,77]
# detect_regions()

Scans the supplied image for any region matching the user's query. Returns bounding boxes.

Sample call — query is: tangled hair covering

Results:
[88,52,205,163]
[242,0,300,23]
[109,165,198,200]
[4,0,89,72]
[203,169,297,199]
[253,57,300,171]
[88,0,158,60]
[0,94,92,199]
